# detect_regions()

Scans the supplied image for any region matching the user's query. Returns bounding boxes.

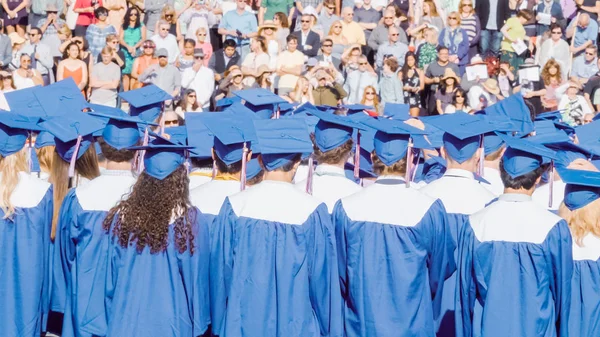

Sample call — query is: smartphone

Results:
[236,29,243,37]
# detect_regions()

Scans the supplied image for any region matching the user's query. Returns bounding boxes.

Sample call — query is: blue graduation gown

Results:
[210,180,343,337]
[52,170,137,337]
[103,208,210,336]
[420,169,497,337]
[569,234,600,336]
[295,164,362,213]
[455,194,573,337]
[333,176,455,337]
[0,172,53,337]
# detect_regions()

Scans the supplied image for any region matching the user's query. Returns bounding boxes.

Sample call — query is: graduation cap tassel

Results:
[68,135,83,188]
[411,150,420,182]
[404,138,414,188]
[212,160,217,179]
[240,142,248,191]
[548,161,554,209]
[306,155,314,195]
[354,131,361,180]
[478,136,485,177]
[137,128,150,174]
[274,105,280,119]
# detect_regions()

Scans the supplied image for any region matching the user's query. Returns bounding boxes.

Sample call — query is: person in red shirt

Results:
[73,0,103,37]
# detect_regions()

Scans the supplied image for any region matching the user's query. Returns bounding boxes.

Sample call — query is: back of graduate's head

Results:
[35,145,55,175]
[484,144,505,162]
[310,133,353,166]
[259,153,303,173]
[98,137,135,163]
[103,147,196,255]
[0,147,28,220]
[213,149,244,175]
[440,133,482,172]
[190,157,213,170]
[499,156,546,191]
[371,150,407,176]
[558,198,600,246]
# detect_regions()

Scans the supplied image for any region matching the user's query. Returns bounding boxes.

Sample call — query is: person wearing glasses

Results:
[317,38,341,69]
[150,20,180,64]
[292,14,320,57]
[119,6,146,91]
[85,7,118,59]
[368,8,408,52]
[131,39,158,89]
[539,24,569,76]
[175,89,202,117]
[571,45,599,87]
[375,26,408,70]
[96,34,125,70]
[438,11,469,75]
[318,0,339,38]
[182,48,214,109]
[343,54,378,104]
[37,4,67,62]
[155,5,182,43]
[181,0,217,46]
[458,0,480,60]
[340,6,365,45]
[13,54,43,89]
[139,47,182,99]
[16,27,53,85]
[141,0,171,37]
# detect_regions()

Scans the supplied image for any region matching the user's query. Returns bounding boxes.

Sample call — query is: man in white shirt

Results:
[151,20,180,64]
[181,48,214,109]
[17,27,54,85]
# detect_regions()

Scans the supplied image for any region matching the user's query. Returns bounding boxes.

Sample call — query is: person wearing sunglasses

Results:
[181,48,214,109]
[458,0,480,60]
[175,89,202,118]
[292,14,320,57]
[375,26,408,70]
[368,8,407,52]
[131,39,158,89]
[119,6,146,91]
[155,6,182,42]
[571,45,599,87]
[139,47,182,101]
[318,0,339,37]
[150,20,180,64]
[142,0,171,37]
[85,7,118,60]
[16,27,53,86]
[566,13,598,59]
[181,0,217,46]
[343,54,378,104]
[37,4,67,62]
[438,11,469,75]
[539,24,570,80]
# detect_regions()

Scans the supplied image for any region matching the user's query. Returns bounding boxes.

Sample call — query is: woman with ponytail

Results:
[0,113,53,337]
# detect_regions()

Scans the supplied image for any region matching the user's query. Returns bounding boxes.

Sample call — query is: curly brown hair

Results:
[372,151,407,176]
[541,59,562,86]
[102,165,197,254]
[310,134,353,165]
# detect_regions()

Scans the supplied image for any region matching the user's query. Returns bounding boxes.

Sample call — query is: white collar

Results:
[315,164,345,176]
[444,168,475,180]
[499,193,532,202]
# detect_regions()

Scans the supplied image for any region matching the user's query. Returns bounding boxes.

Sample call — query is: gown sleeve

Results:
[454,219,477,337]
[545,220,573,337]
[178,207,211,337]
[332,200,348,300]
[209,198,237,337]
[424,200,456,316]
[51,189,78,314]
[306,203,343,337]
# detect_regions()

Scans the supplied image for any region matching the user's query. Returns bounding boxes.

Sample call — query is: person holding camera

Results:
[312,68,347,106]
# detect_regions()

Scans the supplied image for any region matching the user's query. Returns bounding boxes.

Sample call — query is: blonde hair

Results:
[50,147,101,240]
[448,11,461,25]
[328,20,343,36]
[0,148,28,219]
[372,151,407,176]
[161,5,177,23]
[58,25,72,39]
[424,0,439,17]
[36,145,55,175]
[559,199,600,246]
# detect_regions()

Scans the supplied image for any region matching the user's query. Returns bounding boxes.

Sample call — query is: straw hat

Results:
[441,68,460,83]
[255,64,272,77]
[482,78,500,95]
[258,20,277,35]
[9,32,25,46]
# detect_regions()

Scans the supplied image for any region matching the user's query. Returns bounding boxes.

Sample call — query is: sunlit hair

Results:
[36,145,55,175]
[423,0,439,17]
[360,85,380,108]
[558,198,600,246]
[160,5,177,24]
[328,20,344,36]
[246,170,264,186]
[102,165,197,254]
[58,25,72,39]
[310,134,353,165]
[541,59,562,86]
[254,36,267,53]
[448,11,461,25]
[50,147,100,240]
[274,12,289,28]
[372,151,407,176]
[459,0,474,14]
[484,145,505,161]
[0,148,28,220]
[291,77,310,103]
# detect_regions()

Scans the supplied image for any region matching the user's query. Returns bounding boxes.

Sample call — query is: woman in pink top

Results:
[194,27,212,67]
[73,0,103,37]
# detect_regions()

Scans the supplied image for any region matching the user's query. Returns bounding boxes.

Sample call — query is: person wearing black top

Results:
[476,0,511,55]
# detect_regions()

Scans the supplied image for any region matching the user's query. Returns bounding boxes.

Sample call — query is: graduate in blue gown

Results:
[189,112,257,235]
[419,113,497,337]
[210,118,343,337]
[0,113,53,337]
[455,135,573,337]
[185,114,216,189]
[295,108,365,212]
[52,113,148,337]
[333,117,455,337]
[556,168,600,337]
[99,136,210,336]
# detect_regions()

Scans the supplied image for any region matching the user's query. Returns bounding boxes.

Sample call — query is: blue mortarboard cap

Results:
[34,131,56,149]
[500,134,557,178]
[88,112,152,150]
[360,117,425,166]
[164,126,188,146]
[223,102,260,120]
[0,113,42,156]
[86,103,129,117]
[419,156,447,184]
[382,103,410,121]
[558,168,600,210]
[425,112,496,163]
[246,155,263,180]
[530,120,571,145]
[575,120,600,155]
[120,85,172,121]
[483,132,505,156]
[40,113,105,162]
[233,88,287,106]
[535,111,562,122]
[184,113,215,159]
[483,93,534,135]
[216,96,242,108]
[33,78,89,117]
[253,119,313,171]
[203,114,257,165]
[310,109,367,152]
[129,136,193,180]
[344,162,376,181]
[342,104,373,115]
[544,141,596,170]
[279,102,298,114]
[5,86,44,117]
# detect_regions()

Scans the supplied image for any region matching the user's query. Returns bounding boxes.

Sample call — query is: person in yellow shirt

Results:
[340,7,366,45]
[500,9,534,70]
[276,34,305,95]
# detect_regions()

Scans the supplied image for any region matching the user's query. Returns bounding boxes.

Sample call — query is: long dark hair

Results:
[102,165,197,254]
[451,87,467,105]
[122,6,142,31]
[401,51,417,80]
[62,41,80,60]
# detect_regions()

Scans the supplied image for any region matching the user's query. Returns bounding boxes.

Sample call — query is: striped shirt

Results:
[460,14,477,44]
